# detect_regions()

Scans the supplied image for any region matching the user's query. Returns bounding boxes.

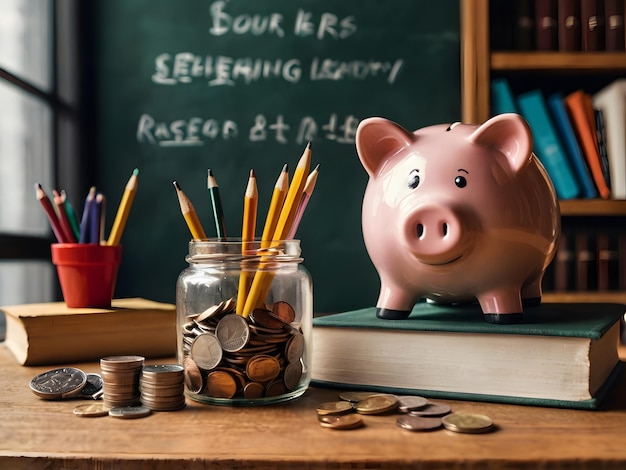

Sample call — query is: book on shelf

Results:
[593,79,626,200]
[517,89,581,199]
[514,0,536,50]
[605,0,625,51]
[558,0,581,50]
[581,0,605,51]
[311,302,623,409]
[491,78,519,115]
[565,89,611,199]
[1,298,177,366]
[594,108,612,192]
[548,92,597,198]
[535,0,559,50]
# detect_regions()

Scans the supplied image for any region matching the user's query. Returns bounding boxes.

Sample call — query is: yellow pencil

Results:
[272,143,312,240]
[241,143,312,317]
[106,168,139,246]
[236,169,258,315]
[260,163,289,247]
[173,181,207,240]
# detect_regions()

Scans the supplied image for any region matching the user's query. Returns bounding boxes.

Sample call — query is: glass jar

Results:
[176,239,312,405]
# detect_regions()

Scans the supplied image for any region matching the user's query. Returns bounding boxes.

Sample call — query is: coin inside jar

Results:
[271,301,296,323]
[190,333,223,370]
[245,354,281,383]
[215,314,250,352]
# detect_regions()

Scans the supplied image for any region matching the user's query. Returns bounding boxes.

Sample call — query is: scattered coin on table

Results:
[108,405,152,419]
[317,391,495,434]
[396,415,443,432]
[73,403,110,417]
[442,412,494,434]
[29,367,87,400]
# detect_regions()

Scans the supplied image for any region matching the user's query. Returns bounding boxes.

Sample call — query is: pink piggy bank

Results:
[356,114,560,324]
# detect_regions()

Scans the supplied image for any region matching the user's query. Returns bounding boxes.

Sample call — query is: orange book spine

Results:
[564,90,610,199]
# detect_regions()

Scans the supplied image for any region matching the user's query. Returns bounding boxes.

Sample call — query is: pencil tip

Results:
[250,169,255,178]
[306,141,312,150]
[282,163,288,172]
[173,180,180,190]
[313,163,320,171]
[133,168,139,176]
[207,168,213,177]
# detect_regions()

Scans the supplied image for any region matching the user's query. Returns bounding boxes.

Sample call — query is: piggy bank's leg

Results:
[477,289,524,324]
[376,282,417,320]
[521,276,543,307]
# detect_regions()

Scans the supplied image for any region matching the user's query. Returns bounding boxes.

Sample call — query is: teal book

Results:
[490,78,518,115]
[547,92,597,199]
[517,89,581,199]
[311,302,624,410]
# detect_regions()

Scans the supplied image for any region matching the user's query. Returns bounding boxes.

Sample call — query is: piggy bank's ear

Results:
[469,113,533,174]
[356,117,414,176]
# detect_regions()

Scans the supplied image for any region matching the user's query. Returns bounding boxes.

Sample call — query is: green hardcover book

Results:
[311,302,624,409]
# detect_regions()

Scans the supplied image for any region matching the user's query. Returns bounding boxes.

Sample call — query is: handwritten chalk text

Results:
[151,53,404,86]
[136,113,358,146]
[208,1,357,40]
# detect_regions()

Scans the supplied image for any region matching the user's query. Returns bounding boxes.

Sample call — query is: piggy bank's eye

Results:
[454,176,467,188]
[408,169,420,189]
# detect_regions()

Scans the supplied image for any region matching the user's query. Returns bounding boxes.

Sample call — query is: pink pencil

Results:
[35,184,67,243]
[287,164,320,240]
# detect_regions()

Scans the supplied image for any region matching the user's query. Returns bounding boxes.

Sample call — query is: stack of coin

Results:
[100,355,144,409]
[181,297,306,400]
[139,364,186,411]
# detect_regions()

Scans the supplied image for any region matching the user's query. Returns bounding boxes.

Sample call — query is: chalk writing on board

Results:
[137,1,406,147]
[137,113,358,146]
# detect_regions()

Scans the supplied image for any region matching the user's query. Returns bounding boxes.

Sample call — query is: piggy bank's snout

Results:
[403,205,465,265]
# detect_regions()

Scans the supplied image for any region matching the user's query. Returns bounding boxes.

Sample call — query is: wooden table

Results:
[1,341,626,470]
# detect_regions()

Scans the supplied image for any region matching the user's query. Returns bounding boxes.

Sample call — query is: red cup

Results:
[51,243,122,308]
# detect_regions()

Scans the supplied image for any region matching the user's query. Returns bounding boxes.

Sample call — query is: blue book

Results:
[547,92,597,199]
[490,78,518,115]
[517,90,581,199]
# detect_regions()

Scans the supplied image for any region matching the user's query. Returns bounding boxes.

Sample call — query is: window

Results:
[0,0,85,323]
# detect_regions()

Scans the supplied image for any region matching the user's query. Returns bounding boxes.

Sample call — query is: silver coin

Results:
[80,373,104,399]
[142,364,184,377]
[397,395,429,413]
[216,313,250,352]
[108,405,152,419]
[397,415,442,432]
[190,333,223,370]
[29,367,87,400]
[409,402,451,417]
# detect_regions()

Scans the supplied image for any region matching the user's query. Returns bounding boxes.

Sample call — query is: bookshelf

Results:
[460,0,626,292]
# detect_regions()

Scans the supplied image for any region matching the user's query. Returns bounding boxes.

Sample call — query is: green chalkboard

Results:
[92,0,460,313]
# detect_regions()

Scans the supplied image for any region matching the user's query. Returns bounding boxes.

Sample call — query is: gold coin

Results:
[338,391,379,403]
[73,403,110,417]
[442,412,494,434]
[271,301,296,323]
[316,401,354,415]
[205,370,238,398]
[318,414,364,430]
[354,394,398,415]
[245,355,281,383]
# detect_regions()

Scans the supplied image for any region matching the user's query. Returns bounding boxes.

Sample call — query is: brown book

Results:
[515,0,536,50]
[605,0,625,51]
[559,0,582,50]
[536,0,559,50]
[1,298,176,366]
[581,0,605,50]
